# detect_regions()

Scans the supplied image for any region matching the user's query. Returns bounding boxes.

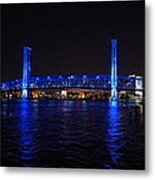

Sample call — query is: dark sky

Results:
[1,0,145,82]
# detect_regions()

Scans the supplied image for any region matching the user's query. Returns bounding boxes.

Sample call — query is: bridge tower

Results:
[111,39,118,100]
[22,46,32,98]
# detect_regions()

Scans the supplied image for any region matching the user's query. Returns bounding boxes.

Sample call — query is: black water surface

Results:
[1,99,144,169]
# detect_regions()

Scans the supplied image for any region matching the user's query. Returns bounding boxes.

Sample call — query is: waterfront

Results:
[1,99,144,169]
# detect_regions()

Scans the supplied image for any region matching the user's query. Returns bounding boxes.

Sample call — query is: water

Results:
[1,99,144,169]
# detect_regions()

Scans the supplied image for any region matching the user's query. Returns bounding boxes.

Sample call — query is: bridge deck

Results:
[1,74,144,91]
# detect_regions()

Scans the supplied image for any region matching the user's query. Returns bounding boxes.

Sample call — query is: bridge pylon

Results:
[22,46,32,98]
[111,39,118,100]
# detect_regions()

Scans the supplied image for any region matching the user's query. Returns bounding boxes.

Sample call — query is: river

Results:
[1,99,144,169]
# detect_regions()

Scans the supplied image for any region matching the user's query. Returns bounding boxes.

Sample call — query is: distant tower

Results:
[111,39,118,100]
[22,47,32,98]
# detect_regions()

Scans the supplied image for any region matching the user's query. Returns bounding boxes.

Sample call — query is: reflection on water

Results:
[107,101,122,167]
[19,100,36,166]
[1,100,144,169]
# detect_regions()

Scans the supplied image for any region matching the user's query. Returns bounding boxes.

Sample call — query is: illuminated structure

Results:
[0,40,144,99]
[22,47,32,98]
[111,39,118,100]
[129,74,143,99]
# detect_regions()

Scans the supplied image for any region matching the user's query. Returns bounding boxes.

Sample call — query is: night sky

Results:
[1,1,145,82]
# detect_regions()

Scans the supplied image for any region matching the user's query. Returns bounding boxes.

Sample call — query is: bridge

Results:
[0,39,144,100]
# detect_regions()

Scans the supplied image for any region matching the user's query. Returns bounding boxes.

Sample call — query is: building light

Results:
[82,94,85,99]
[61,90,67,96]
[9,94,12,99]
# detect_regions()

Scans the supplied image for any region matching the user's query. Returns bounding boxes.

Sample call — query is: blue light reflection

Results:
[106,101,124,166]
[18,100,37,167]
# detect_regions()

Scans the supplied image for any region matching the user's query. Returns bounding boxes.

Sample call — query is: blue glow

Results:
[107,101,124,165]
[19,100,33,165]
[111,39,118,100]
[1,75,144,92]
[0,43,144,93]
[18,100,38,166]
[22,89,28,98]
[22,47,32,98]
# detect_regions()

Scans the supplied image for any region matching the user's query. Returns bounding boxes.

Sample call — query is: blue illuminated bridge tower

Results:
[111,39,118,100]
[22,46,32,98]
[0,39,144,99]
[21,40,119,99]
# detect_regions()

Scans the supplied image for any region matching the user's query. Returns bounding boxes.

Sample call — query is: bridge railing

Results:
[0,75,144,91]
